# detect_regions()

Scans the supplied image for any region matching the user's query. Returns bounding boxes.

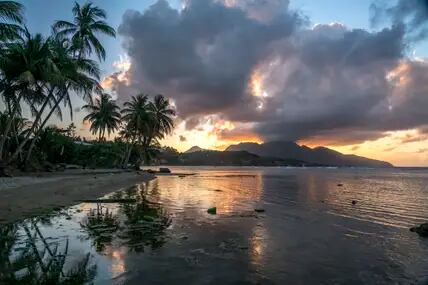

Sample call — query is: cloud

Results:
[371,0,428,41]
[108,0,428,146]
[179,135,187,142]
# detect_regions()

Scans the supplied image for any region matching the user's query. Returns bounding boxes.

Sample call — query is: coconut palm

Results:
[0,32,55,160]
[7,36,101,164]
[148,94,175,140]
[83,93,121,140]
[52,1,116,61]
[0,1,24,41]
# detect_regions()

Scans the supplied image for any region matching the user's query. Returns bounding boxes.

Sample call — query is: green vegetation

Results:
[0,1,175,172]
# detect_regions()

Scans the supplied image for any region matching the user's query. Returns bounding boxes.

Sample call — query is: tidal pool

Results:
[1,167,428,284]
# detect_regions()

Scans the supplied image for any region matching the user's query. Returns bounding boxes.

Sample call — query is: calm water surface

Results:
[1,167,428,284]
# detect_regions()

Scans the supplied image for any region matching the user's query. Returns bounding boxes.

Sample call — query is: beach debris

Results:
[410,223,428,237]
[337,183,343,187]
[207,207,217,215]
[159,167,171,173]
[352,200,357,205]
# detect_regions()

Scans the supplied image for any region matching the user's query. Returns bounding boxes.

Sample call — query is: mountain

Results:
[226,141,393,167]
[158,149,309,166]
[184,146,208,153]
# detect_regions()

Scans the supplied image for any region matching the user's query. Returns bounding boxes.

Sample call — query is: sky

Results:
[15,0,428,166]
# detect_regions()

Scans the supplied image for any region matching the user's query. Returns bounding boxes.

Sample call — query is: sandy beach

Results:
[0,169,154,224]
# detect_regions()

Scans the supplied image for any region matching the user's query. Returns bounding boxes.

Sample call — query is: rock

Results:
[337,183,343,187]
[352,200,357,205]
[254,208,265,213]
[410,223,428,237]
[207,207,217,215]
[159,167,171,173]
[146,169,156,174]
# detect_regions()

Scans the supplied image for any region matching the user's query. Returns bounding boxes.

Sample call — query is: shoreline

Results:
[0,170,155,225]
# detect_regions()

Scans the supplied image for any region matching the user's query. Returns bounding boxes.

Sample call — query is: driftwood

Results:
[78,198,137,203]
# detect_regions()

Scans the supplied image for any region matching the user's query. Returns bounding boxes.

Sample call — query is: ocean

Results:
[2,166,428,284]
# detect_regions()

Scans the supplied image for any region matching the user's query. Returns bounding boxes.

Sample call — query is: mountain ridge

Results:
[225,141,393,167]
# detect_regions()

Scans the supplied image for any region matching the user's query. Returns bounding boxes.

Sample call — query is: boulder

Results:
[159,167,171,173]
[410,223,428,237]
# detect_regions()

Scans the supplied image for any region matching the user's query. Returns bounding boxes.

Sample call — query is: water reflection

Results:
[81,183,171,253]
[1,167,428,284]
[0,220,96,284]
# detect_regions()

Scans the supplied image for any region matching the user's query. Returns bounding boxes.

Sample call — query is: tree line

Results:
[0,1,175,171]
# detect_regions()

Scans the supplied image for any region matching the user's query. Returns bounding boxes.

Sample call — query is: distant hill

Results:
[226,141,393,167]
[159,149,310,166]
[184,146,208,153]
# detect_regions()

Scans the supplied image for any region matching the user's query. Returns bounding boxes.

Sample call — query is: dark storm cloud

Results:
[117,0,300,117]
[110,0,428,145]
[371,0,428,40]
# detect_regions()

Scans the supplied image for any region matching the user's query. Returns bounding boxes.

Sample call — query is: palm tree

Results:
[121,94,151,168]
[53,1,116,61]
[148,94,175,141]
[121,94,175,168]
[6,35,101,164]
[83,93,121,140]
[7,0,115,165]
[0,32,55,160]
[0,1,24,41]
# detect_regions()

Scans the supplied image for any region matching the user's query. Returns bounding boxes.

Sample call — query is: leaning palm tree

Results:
[83,93,121,140]
[0,32,55,161]
[8,1,115,165]
[6,36,102,165]
[52,1,116,61]
[0,1,24,41]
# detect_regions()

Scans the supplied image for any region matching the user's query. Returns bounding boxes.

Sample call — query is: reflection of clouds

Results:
[105,246,127,278]
[152,170,264,215]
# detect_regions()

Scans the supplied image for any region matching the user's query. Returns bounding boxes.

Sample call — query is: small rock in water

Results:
[352,200,357,205]
[410,223,428,237]
[207,207,217,215]
[159,167,171,173]
[254,208,265,213]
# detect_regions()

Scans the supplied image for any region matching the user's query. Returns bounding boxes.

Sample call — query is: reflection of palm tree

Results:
[0,220,97,284]
[80,184,171,253]
[80,204,119,252]
[114,185,171,252]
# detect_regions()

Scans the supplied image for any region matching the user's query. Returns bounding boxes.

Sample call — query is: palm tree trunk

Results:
[8,90,54,164]
[9,90,66,164]
[0,94,23,161]
[122,143,133,169]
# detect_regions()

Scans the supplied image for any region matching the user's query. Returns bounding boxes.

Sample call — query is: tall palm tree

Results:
[121,94,175,168]
[148,94,175,141]
[7,36,101,164]
[121,94,152,168]
[0,1,24,41]
[83,93,121,140]
[8,1,115,165]
[0,32,55,160]
[53,1,116,61]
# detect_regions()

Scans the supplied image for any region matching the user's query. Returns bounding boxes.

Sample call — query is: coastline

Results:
[0,170,155,225]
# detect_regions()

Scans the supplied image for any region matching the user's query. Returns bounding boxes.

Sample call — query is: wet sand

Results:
[0,170,154,225]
